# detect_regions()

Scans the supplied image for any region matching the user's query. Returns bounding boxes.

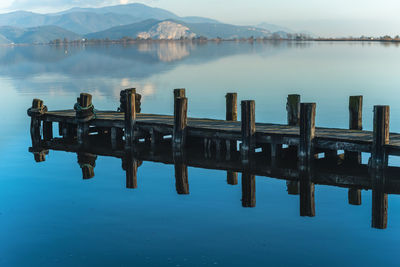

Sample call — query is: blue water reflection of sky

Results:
[1,41,400,266]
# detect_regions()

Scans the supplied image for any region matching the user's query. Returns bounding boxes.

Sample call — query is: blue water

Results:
[1,41,400,266]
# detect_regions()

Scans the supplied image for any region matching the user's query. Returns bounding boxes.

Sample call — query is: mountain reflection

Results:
[30,133,399,230]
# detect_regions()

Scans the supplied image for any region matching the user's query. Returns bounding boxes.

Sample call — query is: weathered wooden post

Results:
[345,96,363,162]
[27,99,47,147]
[119,88,141,114]
[174,88,186,109]
[75,93,94,146]
[286,94,301,193]
[369,105,389,228]
[299,103,316,165]
[77,152,97,179]
[173,96,188,151]
[287,94,300,126]
[241,100,256,161]
[370,105,390,170]
[124,90,136,149]
[225,92,238,153]
[242,172,256,207]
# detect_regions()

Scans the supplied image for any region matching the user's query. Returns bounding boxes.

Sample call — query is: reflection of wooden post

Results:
[174,162,189,194]
[28,99,46,147]
[125,153,138,189]
[371,170,388,229]
[77,153,97,179]
[173,97,188,151]
[287,181,299,195]
[227,172,238,185]
[370,105,390,170]
[299,103,316,165]
[299,172,315,217]
[124,90,136,149]
[241,172,255,207]
[241,100,255,161]
[348,188,361,205]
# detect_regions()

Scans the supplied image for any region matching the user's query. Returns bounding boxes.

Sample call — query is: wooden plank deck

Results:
[44,110,400,155]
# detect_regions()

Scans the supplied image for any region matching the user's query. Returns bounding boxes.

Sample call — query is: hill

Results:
[86,19,271,40]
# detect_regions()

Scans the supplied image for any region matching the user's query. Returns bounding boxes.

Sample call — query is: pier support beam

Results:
[75,93,94,146]
[119,88,141,114]
[370,105,390,170]
[348,188,362,205]
[226,93,238,183]
[241,100,256,161]
[77,152,97,179]
[43,122,53,141]
[299,103,316,165]
[28,99,47,147]
[125,152,138,189]
[345,96,363,163]
[173,97,188,151]
[124,90,136,149]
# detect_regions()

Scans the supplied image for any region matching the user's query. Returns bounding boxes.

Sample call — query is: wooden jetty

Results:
[28,89,400,165]
[27,88,400,229]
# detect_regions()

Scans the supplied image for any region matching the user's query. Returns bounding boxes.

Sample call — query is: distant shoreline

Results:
[2,38,400,47]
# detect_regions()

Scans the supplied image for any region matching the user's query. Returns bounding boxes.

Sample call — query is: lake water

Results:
[1,41,400,266]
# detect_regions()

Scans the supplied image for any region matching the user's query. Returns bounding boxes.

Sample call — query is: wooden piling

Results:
[173,97,188,151]
[370,105,390,169]
[372,176,388,229]
[119,88,141,113]
[76,93,94,146]
[345,96,363,163]
[124,90,136,149]
[226,93,238,121]
[300,174,315,217]
[299,103,316,165]
[77,152,97,179]
[287,94,300,126]
[241,100,256,160]
[242,172,256,207]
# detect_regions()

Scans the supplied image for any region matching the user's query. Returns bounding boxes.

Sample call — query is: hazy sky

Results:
[1,0,400,37]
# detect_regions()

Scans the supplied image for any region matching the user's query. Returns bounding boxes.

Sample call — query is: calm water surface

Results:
[1,41,400,266]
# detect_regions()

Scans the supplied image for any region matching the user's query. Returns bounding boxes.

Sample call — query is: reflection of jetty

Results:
[28,89,400,229]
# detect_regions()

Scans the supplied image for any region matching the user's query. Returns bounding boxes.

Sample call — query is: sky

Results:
[0,0,400,37]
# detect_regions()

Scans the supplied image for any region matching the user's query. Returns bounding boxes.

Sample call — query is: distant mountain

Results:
[0,25,81,44]
[86,19,271,40]
[256,22,293,33]
[0,4,220,35]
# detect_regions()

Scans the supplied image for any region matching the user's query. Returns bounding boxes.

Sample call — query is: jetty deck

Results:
[43,109,400,155]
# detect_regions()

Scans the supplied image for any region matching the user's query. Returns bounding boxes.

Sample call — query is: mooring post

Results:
[119,88,141,113]
[345,96,363,162]
[174,88,186,112]
[226,93,238,121]
[242,172,256,207]
[287,94,300,126]
[28,98,47,147]
[173,97,188,151]
[241,100,256,161]
[124,90,136,149]
[75,93,94,146]
[299,103,316,165]
[370,105,390,170]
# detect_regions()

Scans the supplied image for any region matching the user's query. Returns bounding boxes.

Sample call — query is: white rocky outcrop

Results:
[137,21,196,40]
